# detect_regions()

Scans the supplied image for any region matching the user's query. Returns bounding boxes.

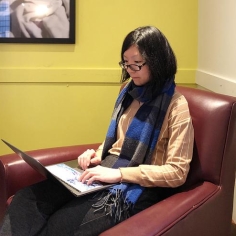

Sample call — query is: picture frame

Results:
[0,0,75,44]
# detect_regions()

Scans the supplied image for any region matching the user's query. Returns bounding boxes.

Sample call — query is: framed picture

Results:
[0,0,75,44]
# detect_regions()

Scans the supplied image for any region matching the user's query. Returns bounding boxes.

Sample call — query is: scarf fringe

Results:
[92,189,131,223]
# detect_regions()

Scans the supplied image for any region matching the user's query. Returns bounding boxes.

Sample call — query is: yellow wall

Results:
[0,0,198,155]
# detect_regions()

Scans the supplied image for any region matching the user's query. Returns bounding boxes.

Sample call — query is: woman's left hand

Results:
[79,166,121,185]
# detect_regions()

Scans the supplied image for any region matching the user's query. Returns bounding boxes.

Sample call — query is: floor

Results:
[177,83,209,90]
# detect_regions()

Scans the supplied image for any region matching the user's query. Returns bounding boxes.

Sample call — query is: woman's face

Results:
[123,45,151,86]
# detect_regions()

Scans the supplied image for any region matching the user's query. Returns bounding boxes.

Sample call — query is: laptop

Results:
[2,139,113,197]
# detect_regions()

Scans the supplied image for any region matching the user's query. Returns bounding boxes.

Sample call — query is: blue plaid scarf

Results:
[93,79,175,221]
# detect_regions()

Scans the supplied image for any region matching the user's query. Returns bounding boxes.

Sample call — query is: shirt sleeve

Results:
[95,142,104,159]
[119,93,194,188]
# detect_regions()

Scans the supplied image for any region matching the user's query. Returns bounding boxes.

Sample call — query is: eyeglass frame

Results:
[119,61,146,71]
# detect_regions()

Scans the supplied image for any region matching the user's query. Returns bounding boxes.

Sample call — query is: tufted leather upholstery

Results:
[0,86,236,236]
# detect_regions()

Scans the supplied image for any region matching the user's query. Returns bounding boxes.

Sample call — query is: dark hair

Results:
[120,26,177,90]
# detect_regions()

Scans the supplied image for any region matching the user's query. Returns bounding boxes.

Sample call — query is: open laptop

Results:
[2,139,113,197]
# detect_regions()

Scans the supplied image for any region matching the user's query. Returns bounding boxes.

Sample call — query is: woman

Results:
[0,26,194,236]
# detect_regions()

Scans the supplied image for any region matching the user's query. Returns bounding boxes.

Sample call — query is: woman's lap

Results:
[47,195,116,236]
[1,166,162,236]
[1,179,117,236]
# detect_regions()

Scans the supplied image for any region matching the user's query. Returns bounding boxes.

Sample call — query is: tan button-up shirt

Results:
[97,90,194,188]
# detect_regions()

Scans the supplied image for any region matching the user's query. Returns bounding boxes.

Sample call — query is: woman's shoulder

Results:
[168,89,190,113]
[171,89,188,103]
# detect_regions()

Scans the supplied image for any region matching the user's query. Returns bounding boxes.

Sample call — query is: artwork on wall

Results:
[0,0,75,44]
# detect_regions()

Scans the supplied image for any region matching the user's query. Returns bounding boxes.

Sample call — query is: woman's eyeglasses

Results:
[119,61,146,71]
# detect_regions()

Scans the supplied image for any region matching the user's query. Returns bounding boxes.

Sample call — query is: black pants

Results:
[0,155,163,236]
[0,179,119,236]
[0,180,163,236]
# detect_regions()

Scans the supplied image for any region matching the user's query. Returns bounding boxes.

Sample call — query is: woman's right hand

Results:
[78,149,101,170]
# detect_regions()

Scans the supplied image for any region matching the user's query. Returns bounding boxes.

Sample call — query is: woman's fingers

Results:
[79,166,122,185]
[77,149,95,170]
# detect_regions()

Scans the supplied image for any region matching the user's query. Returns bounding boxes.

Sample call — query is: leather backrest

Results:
[176,86,236,187]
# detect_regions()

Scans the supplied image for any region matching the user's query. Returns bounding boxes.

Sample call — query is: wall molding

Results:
[196,70,236,96]
[0,68,196,84]
[0,68,120,83]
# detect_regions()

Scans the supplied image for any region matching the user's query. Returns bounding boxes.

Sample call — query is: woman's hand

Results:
[78,149,101,170]
[79,166,122,185]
